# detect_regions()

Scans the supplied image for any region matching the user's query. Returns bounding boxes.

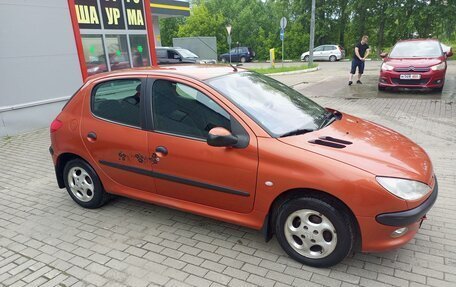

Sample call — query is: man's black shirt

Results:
[354,42,369,60]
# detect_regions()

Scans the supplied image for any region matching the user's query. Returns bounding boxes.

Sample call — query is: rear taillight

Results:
[50,119,63,133]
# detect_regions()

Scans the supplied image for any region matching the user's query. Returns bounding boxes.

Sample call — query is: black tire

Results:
[434,86,443,93]
[303,55,309,62]
[275,196,354,268]
[378,84,386,91]
[221,57,227,63]
[63,159,109,209]
[329,55,337,62]
[240,56,247,63]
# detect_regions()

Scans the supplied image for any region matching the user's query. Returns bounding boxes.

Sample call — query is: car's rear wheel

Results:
[329,55,337,62]
[240,56,247,63]
[63,159,109,209]
[275,196,354,268]
[303,55,309,62]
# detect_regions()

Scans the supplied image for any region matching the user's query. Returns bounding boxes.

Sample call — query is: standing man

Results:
[349,35,370,85]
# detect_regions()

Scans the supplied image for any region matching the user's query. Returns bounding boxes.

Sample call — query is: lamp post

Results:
[226,25,232,64]
[309,0,316,67]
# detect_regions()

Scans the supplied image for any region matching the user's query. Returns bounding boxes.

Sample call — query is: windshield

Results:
[390,41,442,58]
[176,49,198,58]
[206,72,327,137]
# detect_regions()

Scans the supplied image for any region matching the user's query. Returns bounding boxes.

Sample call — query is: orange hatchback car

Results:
[50,65,437,267]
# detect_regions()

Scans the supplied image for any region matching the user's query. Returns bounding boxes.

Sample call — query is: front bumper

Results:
[359,178,437,252]
[376,178,438,226]
[379,69,446,88]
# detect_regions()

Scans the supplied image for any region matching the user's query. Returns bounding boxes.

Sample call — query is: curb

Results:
[265,66,320,76]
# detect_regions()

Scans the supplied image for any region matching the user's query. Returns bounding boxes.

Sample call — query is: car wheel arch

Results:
[55,153,90,188]
[262,188,361,251]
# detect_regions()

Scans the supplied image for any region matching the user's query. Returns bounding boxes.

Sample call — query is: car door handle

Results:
[87,132,97,141]
[155,146,168,156]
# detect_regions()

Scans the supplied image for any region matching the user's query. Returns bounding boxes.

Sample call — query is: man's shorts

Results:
[350,58,365,74]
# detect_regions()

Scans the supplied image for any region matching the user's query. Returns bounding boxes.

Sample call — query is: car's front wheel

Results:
[63,159,109,209]
[221,57,227,63]
[303,55,309,62]
[275,196,354,268]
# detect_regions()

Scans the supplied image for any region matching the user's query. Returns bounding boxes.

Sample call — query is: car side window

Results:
[152,80,231,139]
[314,46,323,52]
[324,46,334,51]
[167,50,181,59]
[92,79,142,127]
[156,49,167,58]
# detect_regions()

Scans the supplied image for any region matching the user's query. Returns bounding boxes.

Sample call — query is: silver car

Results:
[301,45,345,62]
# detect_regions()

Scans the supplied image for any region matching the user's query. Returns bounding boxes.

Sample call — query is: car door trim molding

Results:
[99,160,250,197]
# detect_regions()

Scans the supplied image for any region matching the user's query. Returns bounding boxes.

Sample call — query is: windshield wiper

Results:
[279,128,315,138]
[319,111,342,129]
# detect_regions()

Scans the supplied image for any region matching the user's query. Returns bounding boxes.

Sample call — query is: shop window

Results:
[82,35,108,76]
[129,35,150,67]
[105,35,131,71]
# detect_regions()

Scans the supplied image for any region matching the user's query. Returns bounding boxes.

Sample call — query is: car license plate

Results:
[400,74,421,80]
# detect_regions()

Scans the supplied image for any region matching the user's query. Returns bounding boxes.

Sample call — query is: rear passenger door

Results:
[81,77,156,193]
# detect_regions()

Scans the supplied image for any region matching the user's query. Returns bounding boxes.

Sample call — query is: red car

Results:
[50,66,437,267]
[379,39,453,92]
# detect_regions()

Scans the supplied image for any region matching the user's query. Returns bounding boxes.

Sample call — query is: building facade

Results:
[0,0,189,137]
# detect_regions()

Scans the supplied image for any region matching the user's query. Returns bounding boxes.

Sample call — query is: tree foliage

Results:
[159,0,456,60]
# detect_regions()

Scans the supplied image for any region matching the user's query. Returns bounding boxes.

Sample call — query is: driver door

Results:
[145,77,258,213]
[313,46,324,60]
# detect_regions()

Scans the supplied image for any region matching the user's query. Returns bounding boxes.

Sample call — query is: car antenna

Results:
[229,63,238,72]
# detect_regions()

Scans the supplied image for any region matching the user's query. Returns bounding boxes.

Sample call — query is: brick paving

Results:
[1,77,456,286]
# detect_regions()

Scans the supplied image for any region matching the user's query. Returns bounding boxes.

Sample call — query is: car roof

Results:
[85,65,245,83]
[397,38,440,43]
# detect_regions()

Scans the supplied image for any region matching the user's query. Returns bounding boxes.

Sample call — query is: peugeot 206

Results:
[50,65,437,267]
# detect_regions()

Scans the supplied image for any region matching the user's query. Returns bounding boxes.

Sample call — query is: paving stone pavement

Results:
[1,89,456,286]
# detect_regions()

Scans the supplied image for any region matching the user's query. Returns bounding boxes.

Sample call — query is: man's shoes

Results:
[357,80,362,84]
[348,81,353,86]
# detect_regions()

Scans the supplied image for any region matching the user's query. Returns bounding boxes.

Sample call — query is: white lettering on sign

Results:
[105,7,121,25]
[127,9,144,26]
[76,5,100,24]
[126,0,141,4]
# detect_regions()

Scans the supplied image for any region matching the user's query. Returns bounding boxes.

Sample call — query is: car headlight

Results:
[430,62,446,71]
[376,177,430,200]
[381,63,394,71]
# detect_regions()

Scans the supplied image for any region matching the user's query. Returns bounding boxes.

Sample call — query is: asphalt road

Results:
[268,61,456,100]
[251,60,456,100]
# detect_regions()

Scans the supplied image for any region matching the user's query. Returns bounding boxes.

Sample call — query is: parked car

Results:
[220,47,255,63]
[301,45,345,62]
[156,47,216,65]
[50,65,437,268]
[379,39,452,91]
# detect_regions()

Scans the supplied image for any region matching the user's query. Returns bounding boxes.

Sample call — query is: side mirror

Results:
[380,52,388,59]
[207,127,238,147]
[174,54,182,60]
[446,50,453,58]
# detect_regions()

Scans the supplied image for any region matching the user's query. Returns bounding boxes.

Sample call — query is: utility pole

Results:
[309,0,316,67]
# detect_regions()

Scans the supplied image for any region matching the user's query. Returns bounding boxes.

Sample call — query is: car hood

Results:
[278,113,433,184]
[385,57,442,67]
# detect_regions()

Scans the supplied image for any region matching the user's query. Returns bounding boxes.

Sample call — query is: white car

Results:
[301,45,345,62]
